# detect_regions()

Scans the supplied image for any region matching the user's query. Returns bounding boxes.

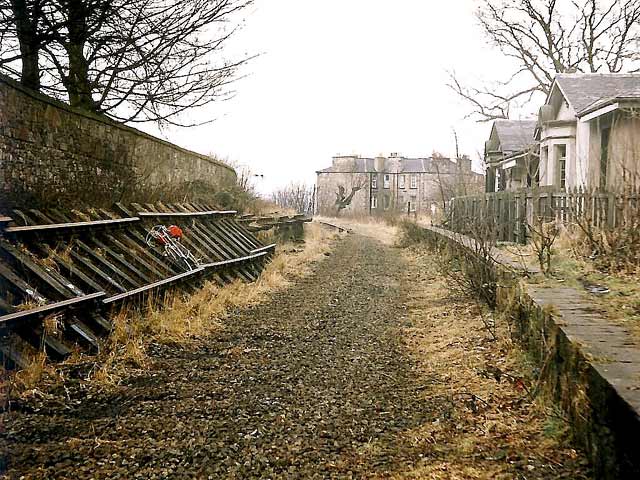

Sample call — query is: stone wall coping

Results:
[419,224,542,275]
[0,73,235,178]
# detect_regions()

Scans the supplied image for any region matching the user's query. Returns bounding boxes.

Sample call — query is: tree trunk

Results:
[10,0,41,91]
[19,42,40,91]
[65,42,96,110]
[64,0,97,111]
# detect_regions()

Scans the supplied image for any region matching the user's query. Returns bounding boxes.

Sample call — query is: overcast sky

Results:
[144,0,524,195]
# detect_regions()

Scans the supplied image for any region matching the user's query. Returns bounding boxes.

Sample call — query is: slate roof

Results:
[493,120,537,153]
[399,158,430,173]
[555,73,640,114]
[316,156,457,174]
[316,157,376,173]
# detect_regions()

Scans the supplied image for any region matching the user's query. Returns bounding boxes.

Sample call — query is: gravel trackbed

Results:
[2,233,590,479]
[3,235,434,479]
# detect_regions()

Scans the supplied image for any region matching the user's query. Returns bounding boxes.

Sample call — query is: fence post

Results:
[607,192,616,228]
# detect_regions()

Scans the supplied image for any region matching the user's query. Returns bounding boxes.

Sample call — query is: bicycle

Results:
[145,224,200,272]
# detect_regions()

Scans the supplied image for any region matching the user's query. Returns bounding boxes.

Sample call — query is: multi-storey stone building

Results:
[315,153,483,217]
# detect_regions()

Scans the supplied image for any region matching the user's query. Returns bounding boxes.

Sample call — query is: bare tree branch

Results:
[452,0,640,121]
[0,0,254,125]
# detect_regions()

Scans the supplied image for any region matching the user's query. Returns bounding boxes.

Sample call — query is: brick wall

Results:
[0,74,236,212]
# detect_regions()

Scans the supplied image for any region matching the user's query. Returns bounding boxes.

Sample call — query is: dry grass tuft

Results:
[43,314,63,337]
[90,309,148,386]
[12,352,51,393]
[45,243,75,265]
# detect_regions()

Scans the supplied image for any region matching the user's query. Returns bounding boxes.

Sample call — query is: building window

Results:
[383,174,390,189]
[399,175,406,189]
[497,168,506,191]
[371,175,377,189]
[383,195,390,210]
[600,127,610,190]
[410,174,417,189]
[486,167,496,193]
[410,195,417,212]
[556,144,567,188]
[371,195,377,209]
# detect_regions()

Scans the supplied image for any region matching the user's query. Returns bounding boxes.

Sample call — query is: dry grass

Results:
[389,245,588,479]
[43,314,63,337]
[11,352,54,394]
[89,222,342,385]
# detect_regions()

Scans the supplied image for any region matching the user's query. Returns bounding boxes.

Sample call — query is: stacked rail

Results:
[238,213,311,232]
[0,203,307,368]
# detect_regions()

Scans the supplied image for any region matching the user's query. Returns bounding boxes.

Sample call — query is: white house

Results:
[536,73,640,191]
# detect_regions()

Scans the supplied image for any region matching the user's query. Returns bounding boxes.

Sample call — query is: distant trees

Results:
[450,0,640,121]
[432,153,484,212]
[0,0,253,125]
[271,182,315,215]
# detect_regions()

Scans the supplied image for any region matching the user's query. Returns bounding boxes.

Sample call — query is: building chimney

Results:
[458,155,472,172]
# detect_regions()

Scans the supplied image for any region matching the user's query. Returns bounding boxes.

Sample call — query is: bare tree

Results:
[271,182,314,214]
[0,0,58,90]
[450,0,640,122]
[432,152,483,212]
[0,0,253,125]
[334,159,367,214]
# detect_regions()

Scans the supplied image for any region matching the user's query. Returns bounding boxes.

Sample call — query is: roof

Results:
[316,157,376,173]
[400,158,429,173]
[316,156,461,174]
[492,120,537,153]
[554,73,640,114]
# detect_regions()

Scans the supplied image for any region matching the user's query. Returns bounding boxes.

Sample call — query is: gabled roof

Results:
[554,73,640,114]
[492,119,537,153]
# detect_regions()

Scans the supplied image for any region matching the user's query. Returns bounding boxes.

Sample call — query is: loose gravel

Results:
[2,235,435,479]
[1,233,591,479]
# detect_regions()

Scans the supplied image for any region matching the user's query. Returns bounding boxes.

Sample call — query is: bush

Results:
[397,219,430,246]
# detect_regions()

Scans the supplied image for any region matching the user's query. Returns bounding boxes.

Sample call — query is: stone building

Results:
[315,153,484,217]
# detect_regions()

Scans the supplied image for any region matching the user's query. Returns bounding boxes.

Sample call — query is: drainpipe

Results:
[369,172,372,216]
[395,171,399,213]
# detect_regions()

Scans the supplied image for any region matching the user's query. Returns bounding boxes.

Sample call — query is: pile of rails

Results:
[0,202,309,368]
[240,213,309,232]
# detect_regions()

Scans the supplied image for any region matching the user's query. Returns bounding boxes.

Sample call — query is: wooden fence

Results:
[448,187,640,244]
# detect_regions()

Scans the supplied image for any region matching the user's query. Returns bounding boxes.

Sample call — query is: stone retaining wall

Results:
[0,74,236,211]
[419,225,640,479]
